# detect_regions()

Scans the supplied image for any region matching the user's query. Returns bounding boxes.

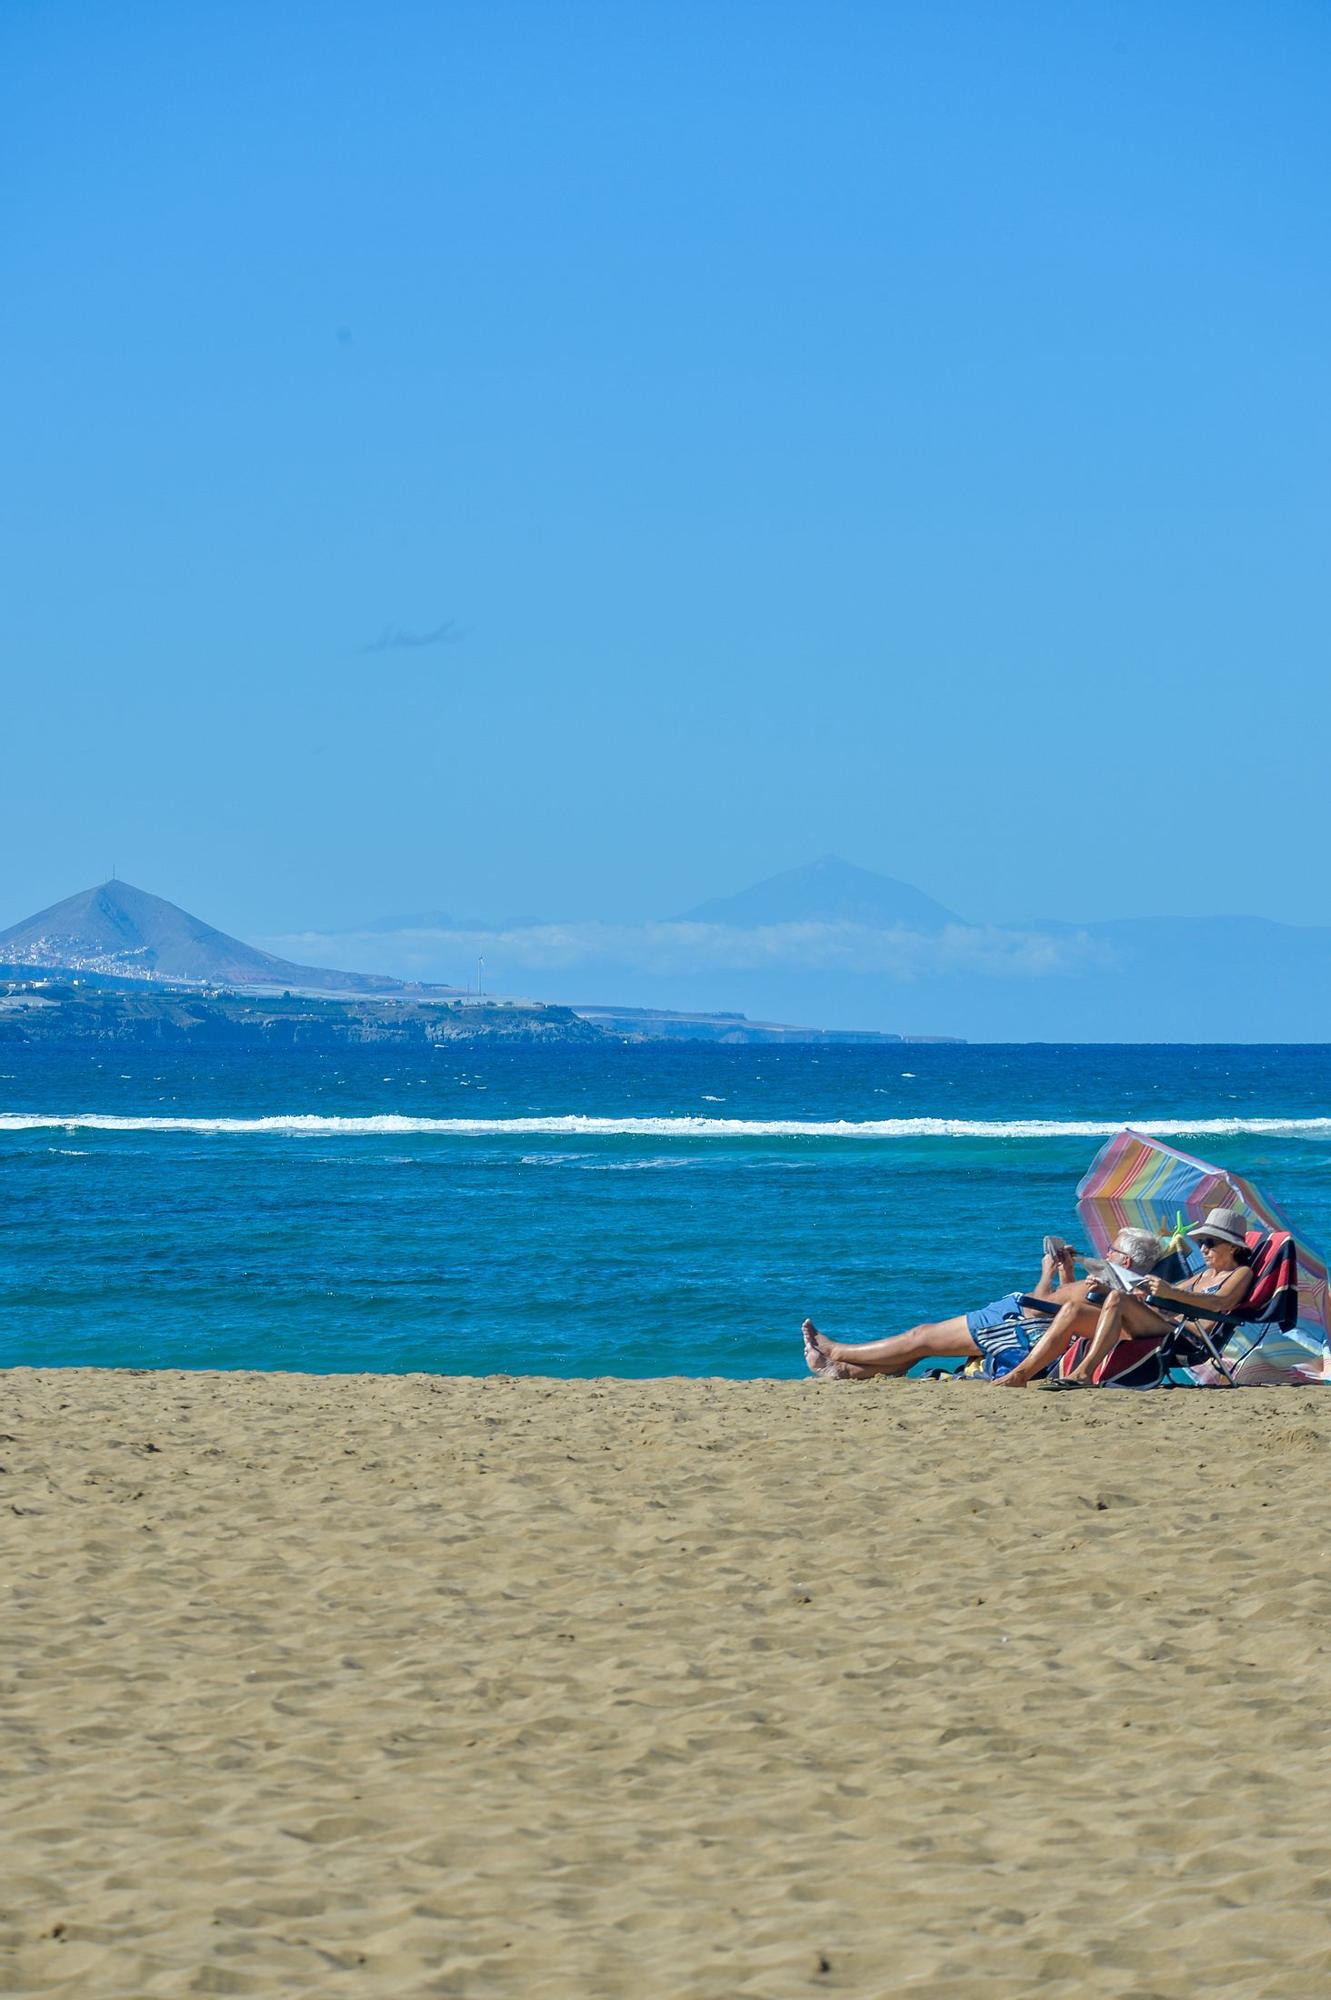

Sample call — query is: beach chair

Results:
[936,1251,1191,1381]
[1053,1231,1300,1388]
[979,1247,1191,1385]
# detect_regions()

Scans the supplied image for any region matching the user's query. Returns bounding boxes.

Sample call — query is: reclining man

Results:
[802,1228,1165,1381]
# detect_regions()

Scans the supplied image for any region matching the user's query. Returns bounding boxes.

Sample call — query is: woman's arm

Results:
[1144,1266,1254,1311]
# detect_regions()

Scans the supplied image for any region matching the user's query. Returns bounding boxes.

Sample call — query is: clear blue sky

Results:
[5,0,1329,939]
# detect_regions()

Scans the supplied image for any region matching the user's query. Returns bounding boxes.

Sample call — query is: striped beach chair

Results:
[1053,1230,1300,1388]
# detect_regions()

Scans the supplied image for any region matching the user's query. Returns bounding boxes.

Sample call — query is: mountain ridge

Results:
[678,855,964,930]
[320,857,1331,1039]
[0,881,438,996]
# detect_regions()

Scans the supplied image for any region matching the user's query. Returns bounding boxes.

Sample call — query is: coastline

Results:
[4,1369,1330,1996]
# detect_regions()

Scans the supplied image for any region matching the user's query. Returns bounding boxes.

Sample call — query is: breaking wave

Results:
[3,1113,1331,1141]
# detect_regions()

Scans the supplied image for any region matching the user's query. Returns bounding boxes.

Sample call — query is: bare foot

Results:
[802,1319,833,1372]
[802,1319,875,1380]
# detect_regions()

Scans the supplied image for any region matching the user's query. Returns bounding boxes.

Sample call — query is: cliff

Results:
[0,980,603,1047]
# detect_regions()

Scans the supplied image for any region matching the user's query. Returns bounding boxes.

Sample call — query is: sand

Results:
[2,1370,1330,1999]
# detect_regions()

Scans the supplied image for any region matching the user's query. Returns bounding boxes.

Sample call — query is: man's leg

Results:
[803,1315,979,1378]
[994,1297,1101,1386]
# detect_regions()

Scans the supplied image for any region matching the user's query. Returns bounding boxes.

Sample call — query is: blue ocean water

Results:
[3,1043,1331,1376]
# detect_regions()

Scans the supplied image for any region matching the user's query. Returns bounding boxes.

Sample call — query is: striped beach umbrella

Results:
[1076,1127,1330,1382]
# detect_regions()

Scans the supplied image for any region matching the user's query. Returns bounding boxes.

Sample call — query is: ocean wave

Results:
[3,1113,1331,1141]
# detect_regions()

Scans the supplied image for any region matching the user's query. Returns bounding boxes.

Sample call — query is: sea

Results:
[3,1042,1331,1378]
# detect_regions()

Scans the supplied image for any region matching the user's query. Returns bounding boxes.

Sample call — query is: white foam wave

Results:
[3,1113,1331,1141]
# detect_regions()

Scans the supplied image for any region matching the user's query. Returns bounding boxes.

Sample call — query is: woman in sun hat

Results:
[1038,1205,1256,1388]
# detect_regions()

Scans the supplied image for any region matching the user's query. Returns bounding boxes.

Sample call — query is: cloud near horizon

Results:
[258,920,1115,985]
[356,620,461,654]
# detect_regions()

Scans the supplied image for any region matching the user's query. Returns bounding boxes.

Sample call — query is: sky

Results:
[4,0,1330,967]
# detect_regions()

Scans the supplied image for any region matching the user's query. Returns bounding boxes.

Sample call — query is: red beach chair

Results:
[1055,1230,1299,1388]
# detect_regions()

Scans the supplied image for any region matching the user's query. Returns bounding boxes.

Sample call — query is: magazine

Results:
[1084,1258,1150,1293]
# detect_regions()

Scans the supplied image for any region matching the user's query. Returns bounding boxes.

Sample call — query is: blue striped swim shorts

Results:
[964,1291,1036,1376]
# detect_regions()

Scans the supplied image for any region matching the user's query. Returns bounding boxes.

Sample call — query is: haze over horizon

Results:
[5,3,1329,955]
[7,858,1330,1041]
[251,852,1331,1040]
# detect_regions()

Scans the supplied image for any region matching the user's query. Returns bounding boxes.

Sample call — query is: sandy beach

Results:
[2,1370,1329,1997]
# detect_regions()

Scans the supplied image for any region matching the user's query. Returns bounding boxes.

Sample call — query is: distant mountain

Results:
[1030,913,1331,1000]
[0,881,433,995]
[680,855,965,930]
[1053,914,1331,955]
